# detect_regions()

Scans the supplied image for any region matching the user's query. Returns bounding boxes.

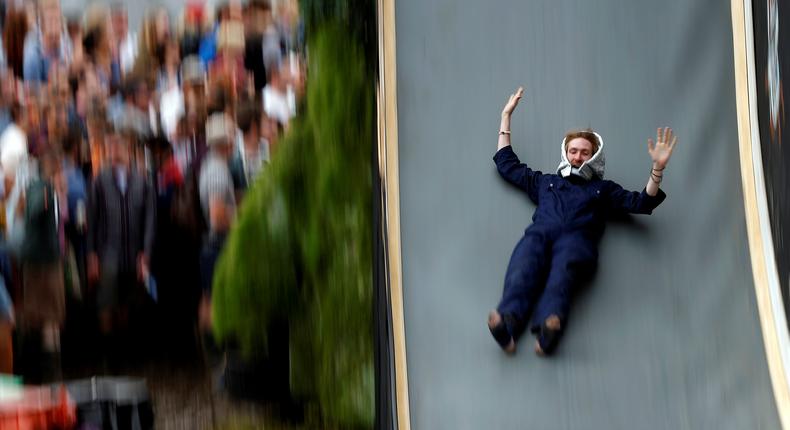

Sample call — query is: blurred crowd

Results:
[0,0,306,382]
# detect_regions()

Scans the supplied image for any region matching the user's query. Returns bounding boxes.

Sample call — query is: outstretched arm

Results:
[493,87,542,202]
[645,127,678,196]
[498,87,524,151]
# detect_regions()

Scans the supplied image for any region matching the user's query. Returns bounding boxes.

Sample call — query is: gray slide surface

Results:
[395,0,780,429]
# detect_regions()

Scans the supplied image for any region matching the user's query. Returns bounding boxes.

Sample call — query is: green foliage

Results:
[300,0,377,72]
[212,23,375,428]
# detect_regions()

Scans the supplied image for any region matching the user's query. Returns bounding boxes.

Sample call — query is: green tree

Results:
[212,23,375,428]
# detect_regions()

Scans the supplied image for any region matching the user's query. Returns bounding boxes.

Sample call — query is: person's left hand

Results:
[648,127,678,169]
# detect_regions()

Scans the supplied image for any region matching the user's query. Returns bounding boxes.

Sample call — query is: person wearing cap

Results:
[196,112,237,333]
[198,112,236,298]
[488,87,678,356]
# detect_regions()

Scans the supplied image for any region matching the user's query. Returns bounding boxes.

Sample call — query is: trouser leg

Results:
[496,229,551,337]
[531,233,597,333]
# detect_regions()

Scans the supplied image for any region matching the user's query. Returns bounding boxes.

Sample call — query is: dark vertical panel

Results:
[752,0,790,323]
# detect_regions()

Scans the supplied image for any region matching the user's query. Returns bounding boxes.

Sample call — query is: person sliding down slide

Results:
[488,87,678,356]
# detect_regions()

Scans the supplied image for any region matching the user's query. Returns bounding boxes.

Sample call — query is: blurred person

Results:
[243,0,271,94]
[66,16,84,72]
[82,9,119,95]
[0,102,27,171]
[197,112,236,330]
[85,106,108,178]
[230,100,268,197]
[110,2,137,77]
[22,90,45,156]
[23,0,72,83]
[2,103,29,255]
[0,69,18,136]
[181,55,208,122]
[171,117,193,176]
[275,0,303,54]
[159,55,206,143]
[153,136,183,198]
[488,88,677,356]
[3,7,28,78]
[179,4,204,58]
[212,20,248,100]
[61,126,87,289]
[18,150,67,382]
[133,7,170,78]
[198,2,231,66]
[87,127,155,343]
[43,70,71,147]
[260,110,281,153]
[207,78,233,117]
[116,76,156,138]
[157,39,185,140]
[156,38,182,93]
[149,134,199,362]
[260,21,281,78]
[262,62,294,127]
[0,275,13,374]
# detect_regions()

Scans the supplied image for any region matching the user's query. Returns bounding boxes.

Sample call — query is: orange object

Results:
[0,324,12,375]
[0,385,76,430]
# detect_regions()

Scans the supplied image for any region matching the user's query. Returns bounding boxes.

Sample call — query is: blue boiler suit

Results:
[493,145,666,337]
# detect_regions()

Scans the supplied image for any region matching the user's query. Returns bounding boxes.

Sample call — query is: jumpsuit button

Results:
[549,183,553,188]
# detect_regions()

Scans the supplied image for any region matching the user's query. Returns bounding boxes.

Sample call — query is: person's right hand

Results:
[502,87,525,117]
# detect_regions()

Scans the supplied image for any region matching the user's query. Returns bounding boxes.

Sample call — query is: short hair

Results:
[248,0,272,13]
[61,122,83,154]
[563,129,600,154]
[236,100,261,134]
[207,84,232,115]
[110,2,127,14]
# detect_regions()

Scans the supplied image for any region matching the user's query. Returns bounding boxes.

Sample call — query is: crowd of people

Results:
[0,0,305,382]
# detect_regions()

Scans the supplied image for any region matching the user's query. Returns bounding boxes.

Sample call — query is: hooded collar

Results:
[557,131,606,181]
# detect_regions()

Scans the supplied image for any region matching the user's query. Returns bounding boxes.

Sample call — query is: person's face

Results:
[112,11,128,37]
[108,136,130,167]
[155,10,170,40]
[229,1,243,21]
[165,42,180,67]
[261,115,277,144]
[0,74,15,104]
[41,3,62,47]
[246,6,267,33]
[214,140,233,159]
[566,137,594,168]
[135,84,151,110]
[40,155,61,181]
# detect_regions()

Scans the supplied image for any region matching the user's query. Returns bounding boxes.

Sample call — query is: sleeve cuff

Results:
[641,187,667,207]
[493,145,515,162]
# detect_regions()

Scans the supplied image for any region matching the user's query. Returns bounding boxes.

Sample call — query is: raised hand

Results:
[647,127,678,169]
[502,87,525,117]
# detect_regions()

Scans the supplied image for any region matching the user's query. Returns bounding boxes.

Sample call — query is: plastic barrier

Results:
[0,384,76,430]
[65,377,154,430]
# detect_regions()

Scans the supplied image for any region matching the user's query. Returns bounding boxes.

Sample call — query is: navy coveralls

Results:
[494,146,666,336]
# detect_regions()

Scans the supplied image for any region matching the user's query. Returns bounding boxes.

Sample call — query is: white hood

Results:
[557,131,605,180]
